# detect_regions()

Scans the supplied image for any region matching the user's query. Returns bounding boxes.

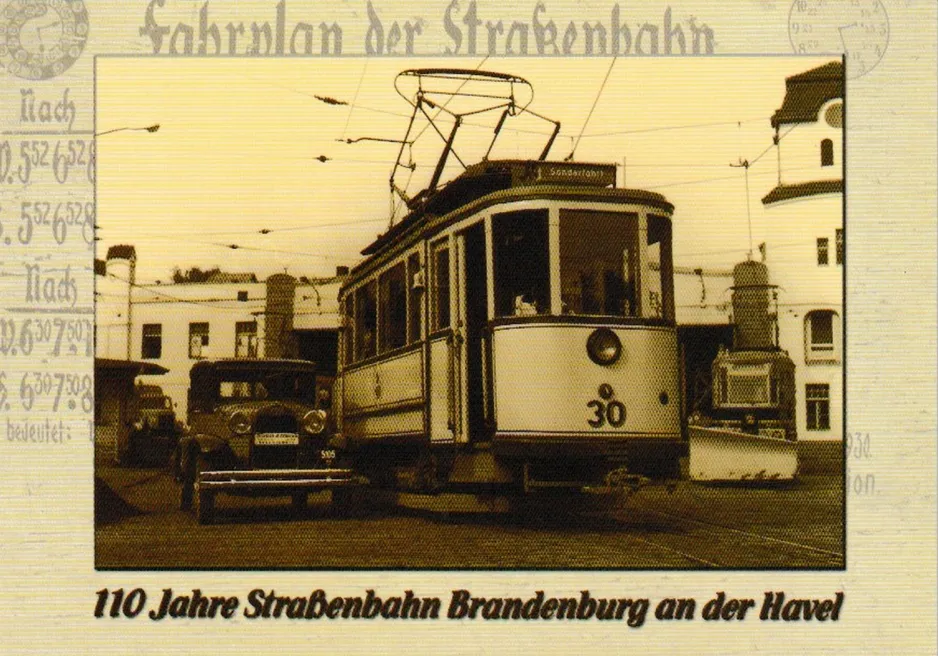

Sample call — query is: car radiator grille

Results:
[252,411,300,469]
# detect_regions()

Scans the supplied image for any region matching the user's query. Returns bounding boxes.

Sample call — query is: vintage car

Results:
[175,358,364,524]
[117,384,179,466]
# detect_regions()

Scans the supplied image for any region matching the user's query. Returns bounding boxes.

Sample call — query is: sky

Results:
[96,56,835,283]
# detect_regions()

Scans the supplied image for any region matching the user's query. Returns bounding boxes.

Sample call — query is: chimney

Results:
[731,260,774,350]
[264,274,297,358]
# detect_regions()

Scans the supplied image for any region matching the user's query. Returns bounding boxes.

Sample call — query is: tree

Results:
[171,266,221,283]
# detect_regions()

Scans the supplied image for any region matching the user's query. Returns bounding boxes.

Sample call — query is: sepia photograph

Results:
[93,55,845,570]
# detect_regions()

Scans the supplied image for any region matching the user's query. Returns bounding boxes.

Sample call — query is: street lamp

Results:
[95,124,160,137]
[95,123,160,360]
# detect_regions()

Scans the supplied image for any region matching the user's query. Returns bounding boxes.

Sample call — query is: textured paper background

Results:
[0,1,935,653]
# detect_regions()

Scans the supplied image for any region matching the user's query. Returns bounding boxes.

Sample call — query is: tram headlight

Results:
[303,410,328,435]
[228,410,252,435]
[586,328,622,366]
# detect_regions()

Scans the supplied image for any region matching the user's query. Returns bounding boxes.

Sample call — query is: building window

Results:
[805,310,839,362]
[407,252,422,343]
[237,290,248,302]
[806,383,830,431]
[235,321,258,358]
[432,241,451,331]
[817,238,829,266]
[835,229,844,265]
[354,281,377,361]
[824,103,843,128]
[820,138,834,167]
[141,324,162,360]
[189,322,209,359]
[379,261,407,353]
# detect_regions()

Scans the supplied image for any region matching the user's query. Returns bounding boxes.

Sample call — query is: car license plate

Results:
[255,432,299,446]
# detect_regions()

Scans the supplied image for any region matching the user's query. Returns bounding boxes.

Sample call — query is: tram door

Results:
[457,223,489,443]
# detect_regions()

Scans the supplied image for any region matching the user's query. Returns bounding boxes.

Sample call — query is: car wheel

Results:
[115,429,136,467]
[291,492,307,513]
[332,487,362,517]
[193,455,214,525]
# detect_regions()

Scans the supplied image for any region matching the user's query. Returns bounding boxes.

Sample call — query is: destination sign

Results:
[532,162,617,187]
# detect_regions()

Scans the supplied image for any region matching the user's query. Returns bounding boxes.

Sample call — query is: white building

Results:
[760,61,843,443]
[96,247,346,415]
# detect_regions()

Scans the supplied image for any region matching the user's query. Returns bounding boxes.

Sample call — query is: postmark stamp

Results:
[788,0,889,78]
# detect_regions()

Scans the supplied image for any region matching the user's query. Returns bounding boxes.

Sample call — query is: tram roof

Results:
[360,159,673,257]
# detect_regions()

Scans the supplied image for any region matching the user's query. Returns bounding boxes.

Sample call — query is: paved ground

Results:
[95,461,844,570]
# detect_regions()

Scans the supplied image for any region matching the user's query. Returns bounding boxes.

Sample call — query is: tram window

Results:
[343,295,354,364]
[379,262,407,353]
[647,215,675,321]
[493,210,550,317]
[559,210,638,317]
[432,243,451,330]
[407,253,422,343]
[354,281,377,361]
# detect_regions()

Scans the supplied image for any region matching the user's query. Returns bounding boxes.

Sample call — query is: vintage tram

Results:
[332,69,684,499]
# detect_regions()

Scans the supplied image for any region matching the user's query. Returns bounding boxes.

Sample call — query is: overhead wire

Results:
[101,271,268,310]
[340,59,368,141]
[579,116,770,139]
[567,55,618,160]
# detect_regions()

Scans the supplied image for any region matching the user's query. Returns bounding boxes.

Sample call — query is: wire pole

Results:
[730,157,753,259]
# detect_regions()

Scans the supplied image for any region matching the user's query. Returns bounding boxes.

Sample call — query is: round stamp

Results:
[0,0,89,80]
[788,0,889,79]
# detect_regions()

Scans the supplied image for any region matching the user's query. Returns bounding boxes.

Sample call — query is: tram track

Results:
[628,533,723,568]
[638,507,844,567]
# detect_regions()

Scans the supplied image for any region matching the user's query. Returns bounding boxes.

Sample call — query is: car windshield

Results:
[216,370,316,403]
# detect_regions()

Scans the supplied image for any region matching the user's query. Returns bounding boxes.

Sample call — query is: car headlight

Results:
[586,328,622,366]
[303,410,327,434]
[228,410,252,435]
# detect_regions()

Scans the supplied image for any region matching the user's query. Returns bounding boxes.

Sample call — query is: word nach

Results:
[20,89,77,132]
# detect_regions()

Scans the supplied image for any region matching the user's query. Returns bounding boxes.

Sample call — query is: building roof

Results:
[205,272,258,284]
[106,244,136,261]
[95,358,169,375]
[771,61,843,128]
[761,179,843,205]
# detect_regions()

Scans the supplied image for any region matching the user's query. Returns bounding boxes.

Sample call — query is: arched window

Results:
[820,139,834,167]
[804,310,840,362]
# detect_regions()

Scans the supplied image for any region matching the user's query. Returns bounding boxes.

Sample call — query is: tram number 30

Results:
[587,399,626,428]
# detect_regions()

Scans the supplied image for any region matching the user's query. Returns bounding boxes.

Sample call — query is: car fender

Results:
[177,434,236,475]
